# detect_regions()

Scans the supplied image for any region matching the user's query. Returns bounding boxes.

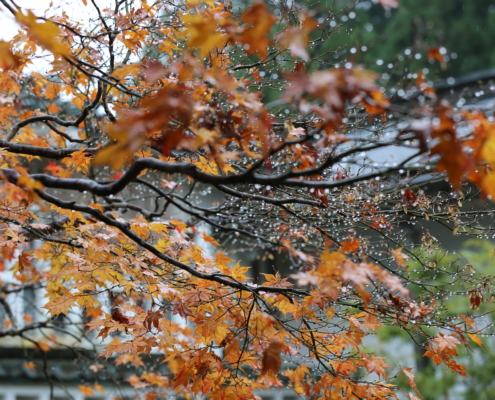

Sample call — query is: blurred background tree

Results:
[327,0,495,79]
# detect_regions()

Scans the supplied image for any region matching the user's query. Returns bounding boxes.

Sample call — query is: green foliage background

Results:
[331,0,495,79]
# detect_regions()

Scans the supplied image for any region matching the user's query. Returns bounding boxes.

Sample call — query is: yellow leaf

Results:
[0,41,15,70]
[15,10,71,57]
[93,144,134,171]
[180,13,228,60]
[111,63,142,80]
[468,333,484,347]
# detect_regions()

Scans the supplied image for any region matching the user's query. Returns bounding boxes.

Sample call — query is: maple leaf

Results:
[239,2,277,59]
[201,232,220,246]
[468,333,484,348]
[361,90,390,115]
[261,341,284,375]
[391,247,409,268]
[171,298,194,319]
[15,10,72,57]
[17,251,32,273]
[24,361,36,371]
[112,309,130,325]
[116,353,145,368]
[62,148,93,174]
[363,313,382,331]
[17,172,44,201]
[277,16,317,61]
[78,384,95,397]
[427,47,447,69]
[94,384,105,395]
[402,368,421,397]
[44,295,77,316]
[79,384,95,397]
[88,364,104,373]
[261,272,293,288]
[0,41,16,70]
[363,355,390,378]
[340,237,361,253]
[432,334,461,356]
[144,310,163,331]
[468,289,483,310]
[180,12,228,60]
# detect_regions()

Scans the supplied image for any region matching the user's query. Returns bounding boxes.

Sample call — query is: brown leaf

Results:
[239,2,277,59]
[17,251,32,273]
[261,341,284,375]
[111,309,130,324]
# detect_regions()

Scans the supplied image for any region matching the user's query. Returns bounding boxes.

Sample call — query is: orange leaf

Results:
[79,384,95,397]
[239,2,276,59]
[24,361,36,371]
[391,247,409,268]
[402,368,421,397]
[468,333,484,347]
[17,251,32,273]
[0,41,16,70]
[340,238,361,253]
[44,295,77,316]
[202,232,220,246]
[15,10,71,57]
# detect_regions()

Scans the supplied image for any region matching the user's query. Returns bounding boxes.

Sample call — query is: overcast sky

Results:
[0,0,113,74]
[0,0,111,40]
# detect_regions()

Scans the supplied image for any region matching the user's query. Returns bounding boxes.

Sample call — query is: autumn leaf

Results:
[180,12,228,60]
[468,333,484,348]
[363,355,390,378]
[239,2,276,59]
[0,41,16,70]
[361,90,390,115]
[391,247,409,268]
[363,313,382,331]
[111,309,130,325]
[340,237,361,253]
[202,232,220,246]
[171,298,194,319]
[44,295,77,316]
[94,383,105,394]
[144,310,163,331]
[24,361,36,371]
[429,334,461,362]
[261,341,284,375]
[62,148,93,174]
[277,16,317,61]
[402,368,421,397]
[428,47,447,69]
[17,251,32,273]
[15,10,72,57]
[468,289,483,310]
[79,384,95,397]
[0,1,493,398]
